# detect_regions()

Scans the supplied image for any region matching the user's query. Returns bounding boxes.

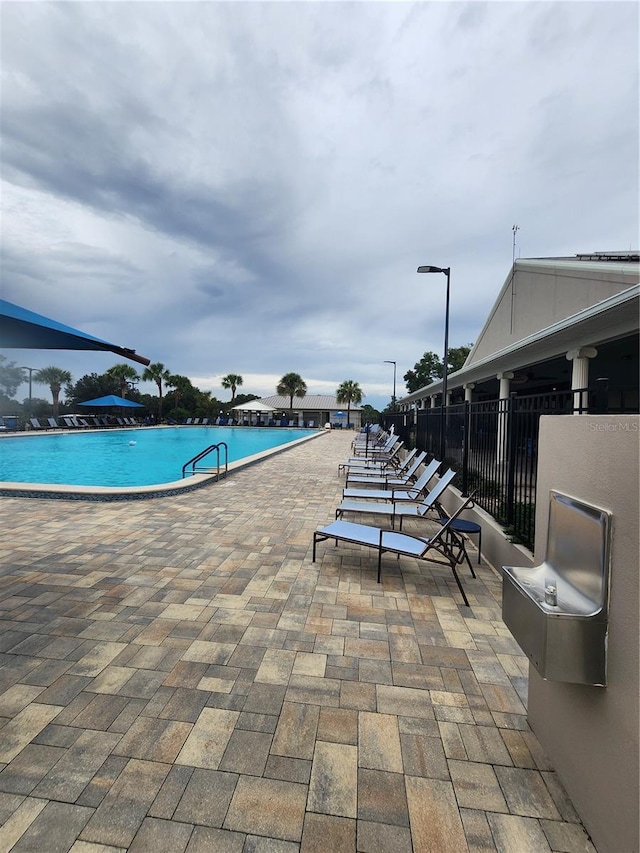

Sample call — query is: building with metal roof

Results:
[259,395,363,429]
[399,252,639,412]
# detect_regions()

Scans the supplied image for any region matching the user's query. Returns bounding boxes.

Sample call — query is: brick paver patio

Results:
[0,430,595,852]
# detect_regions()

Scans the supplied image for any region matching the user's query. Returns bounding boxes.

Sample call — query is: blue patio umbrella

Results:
[78,395,145,408]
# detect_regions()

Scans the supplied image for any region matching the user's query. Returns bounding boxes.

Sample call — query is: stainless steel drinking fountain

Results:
[502,491,612,686]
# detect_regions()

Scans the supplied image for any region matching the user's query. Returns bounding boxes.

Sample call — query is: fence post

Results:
[461,400,470,496]
[505,393,517,525]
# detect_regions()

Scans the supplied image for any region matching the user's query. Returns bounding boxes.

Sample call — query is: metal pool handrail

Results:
[182,442,228,480]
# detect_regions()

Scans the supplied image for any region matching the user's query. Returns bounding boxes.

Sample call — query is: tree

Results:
[336,380,364,429]
[142,362,171,421]
[277,372,307,414]
[403,352,442,393]
[67,373,119,408]
[360,404,380,424]
[166,374,195,416]
[0,356,25,398]
[105,363,139,398]
[34,366,72,418]
[448,345,473,373]
[221,374,243,405]
[231,392,260,409]
[403,345,472,393]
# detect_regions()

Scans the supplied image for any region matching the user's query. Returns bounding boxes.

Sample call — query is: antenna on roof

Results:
[510,225,519,335]
[512,224,519,267]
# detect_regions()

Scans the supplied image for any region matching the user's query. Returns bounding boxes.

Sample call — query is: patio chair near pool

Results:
[343,437,404,464]
[346,450,425,486]
[347,431,394,459]
[351,424,384,451]
[29,418,45,430]
[336,468,457,529]
[312,493,477,604]
[60,415,80,429]
[350,432,400,458]
[338,440,404,474]
[343,458,441,502]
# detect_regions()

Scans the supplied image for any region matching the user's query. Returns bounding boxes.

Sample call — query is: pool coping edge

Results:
[0,429,327,501]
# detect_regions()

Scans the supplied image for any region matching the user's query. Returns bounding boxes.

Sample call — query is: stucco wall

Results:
[528,415,639,853]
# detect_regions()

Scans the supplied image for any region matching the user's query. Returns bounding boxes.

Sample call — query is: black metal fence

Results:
[383,385,637,551]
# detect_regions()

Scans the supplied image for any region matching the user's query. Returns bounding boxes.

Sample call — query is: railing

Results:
[182,442,228,480]
[383,384,637,551]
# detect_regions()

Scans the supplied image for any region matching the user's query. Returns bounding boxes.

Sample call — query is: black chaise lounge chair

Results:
[345,451,427,487]
[341,445,415,478]
[312,494,477,605]
[336,469,457,529]
[343,458,441,501]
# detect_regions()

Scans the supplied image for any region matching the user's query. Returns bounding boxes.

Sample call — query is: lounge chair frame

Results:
[345,450,424,485]
[313,494,477,604]
[337,469,457,529]
[343,458,440,502]
[338,440,404,474]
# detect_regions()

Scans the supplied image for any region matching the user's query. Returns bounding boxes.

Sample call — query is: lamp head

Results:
[417,265,449,274]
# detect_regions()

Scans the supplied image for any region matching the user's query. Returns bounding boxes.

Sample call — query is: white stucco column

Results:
[430,394,438,410]
[497,371,514,463]
[464,383,475,403]
[498,371,514,401]
[566,347,598,412]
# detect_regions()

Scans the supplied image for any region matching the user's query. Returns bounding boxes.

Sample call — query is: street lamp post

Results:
[383,360,397,412]
[20,366,36,419]
[417,265,451,461]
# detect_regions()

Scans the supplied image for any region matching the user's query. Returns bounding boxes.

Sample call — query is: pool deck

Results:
[0,430,595,852]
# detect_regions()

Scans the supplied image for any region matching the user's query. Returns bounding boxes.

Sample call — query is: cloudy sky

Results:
[2,1,638,411]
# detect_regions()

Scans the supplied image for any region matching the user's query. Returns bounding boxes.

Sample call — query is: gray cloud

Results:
[2,1,637,408]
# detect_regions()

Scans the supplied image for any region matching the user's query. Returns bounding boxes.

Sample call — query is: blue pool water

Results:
[0,427,311,487]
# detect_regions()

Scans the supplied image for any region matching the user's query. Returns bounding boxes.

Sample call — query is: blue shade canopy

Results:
[0,299,151,366]
[78,395,145,408]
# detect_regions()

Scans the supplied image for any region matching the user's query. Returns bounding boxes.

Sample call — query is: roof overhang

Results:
[401,284,640,402]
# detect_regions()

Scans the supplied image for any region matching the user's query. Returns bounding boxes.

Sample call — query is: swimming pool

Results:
[0,426,314,489]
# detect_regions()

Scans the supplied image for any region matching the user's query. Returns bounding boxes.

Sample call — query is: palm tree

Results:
[221,374,243,405]
[142,362,171,422]
[277,372,307,416]
[336,380,364,429]
[34,366,72,418]
[105,363,139,398]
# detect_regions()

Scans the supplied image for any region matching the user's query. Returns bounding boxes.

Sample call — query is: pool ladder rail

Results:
[182,442,228,480]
